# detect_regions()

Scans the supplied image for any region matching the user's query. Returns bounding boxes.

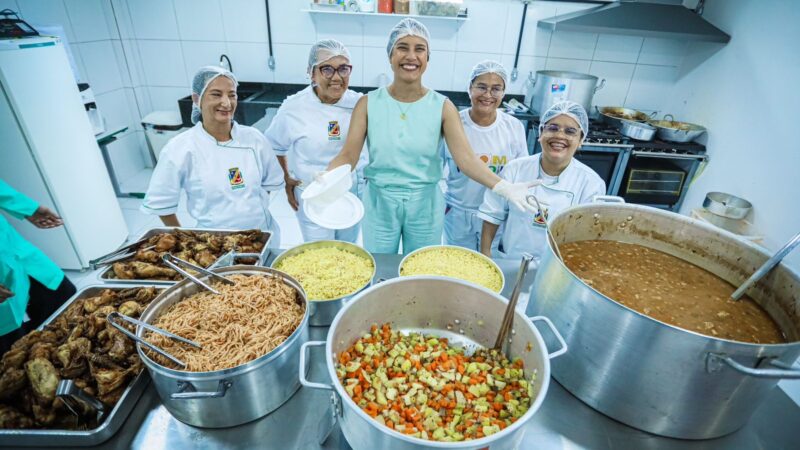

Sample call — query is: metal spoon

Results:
[494,254,534,353]
[731,231,800,300]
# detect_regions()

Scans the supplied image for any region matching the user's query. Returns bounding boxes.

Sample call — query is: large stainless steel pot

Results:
[525,70,605,114]
[527,202,800,439]
[136,265,310,428]
[299,277,567,450]
[596,106,651,129]
[271,240,375,327]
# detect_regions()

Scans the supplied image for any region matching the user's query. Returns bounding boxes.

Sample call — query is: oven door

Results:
[620,151,707,210]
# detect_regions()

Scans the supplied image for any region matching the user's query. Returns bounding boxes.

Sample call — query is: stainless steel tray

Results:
[0,284,162,447]
[97,227,272,285]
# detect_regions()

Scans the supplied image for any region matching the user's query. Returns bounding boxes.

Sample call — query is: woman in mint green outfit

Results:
[327,19,539,254]
[0,179,76,354]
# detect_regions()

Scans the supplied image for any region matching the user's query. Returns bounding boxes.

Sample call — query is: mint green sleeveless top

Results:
[365,87,446,188]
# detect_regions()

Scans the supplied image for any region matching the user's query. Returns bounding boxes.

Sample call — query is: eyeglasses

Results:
[471,83,505,98]
[541,123,581,138]
[318,64,353,79]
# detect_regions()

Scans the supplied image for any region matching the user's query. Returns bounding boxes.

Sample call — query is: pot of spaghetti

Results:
[135,266,309,428]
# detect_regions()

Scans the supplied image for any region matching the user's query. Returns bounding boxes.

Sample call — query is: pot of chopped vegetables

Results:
[299,276,566,449]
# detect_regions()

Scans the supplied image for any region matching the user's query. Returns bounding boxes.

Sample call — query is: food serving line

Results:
[12,252,798,450]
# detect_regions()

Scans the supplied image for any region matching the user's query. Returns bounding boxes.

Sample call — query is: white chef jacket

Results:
[141,122,284,232]
[478,154,606,261]
[264,85,368,186]
[443,109,528,211]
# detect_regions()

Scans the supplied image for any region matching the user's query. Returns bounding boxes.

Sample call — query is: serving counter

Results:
[12,254,799,450]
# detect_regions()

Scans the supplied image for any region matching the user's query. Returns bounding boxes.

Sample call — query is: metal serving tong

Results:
[107,311,201,368]
[89,236,155,269]
[731,231,800,300]
[526,194,563,262]
[162,253,235,295]
[211,245,264,268]
[56,379,106,423]
[494,254,533,354]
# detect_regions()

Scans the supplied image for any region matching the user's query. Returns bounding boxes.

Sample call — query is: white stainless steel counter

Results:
[17,253,799,450]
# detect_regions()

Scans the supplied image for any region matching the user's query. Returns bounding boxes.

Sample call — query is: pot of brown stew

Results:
[527,201,800,440]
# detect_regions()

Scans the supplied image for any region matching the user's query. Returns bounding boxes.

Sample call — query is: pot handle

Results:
[300,341,334,391]
[527,315,568,359]
[171,380,232,400]
[706,353,800,379]
[593,195,625,204]
[594,78,606,92]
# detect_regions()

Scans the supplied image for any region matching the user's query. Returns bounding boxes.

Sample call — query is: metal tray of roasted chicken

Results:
[95,227,272,285]
[0,284,163,447]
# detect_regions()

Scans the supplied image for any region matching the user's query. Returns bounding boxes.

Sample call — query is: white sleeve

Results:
[477,166,512,225]
[140,146,185,216]
[263,106,292,157]
[510,118,529,160]
[257,135,286,191]
[579,174,608,203]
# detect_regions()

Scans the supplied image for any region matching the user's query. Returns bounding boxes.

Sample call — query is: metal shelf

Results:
[303,9,468,22]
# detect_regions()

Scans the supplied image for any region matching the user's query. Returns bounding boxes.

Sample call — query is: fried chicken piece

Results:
[195,249,217,268]
[112,262,135,280]
[31,399,58,426]
[130,261,175,279]
[37,330,60,345]
[117,301,142,318]
[0,368,26,400]
[97,385,126,406]
[29,342,55,361]
[83,289,116,314]
[133,249,159,264]
[1,347,27,371]
[154,233,178,252]
[204,234,224,252]
[107,330,134,363]
[56,337,91,378]
[134,286,158,305]
[92,366,130,396]
[25,358,60,402]
[0,404,34,429]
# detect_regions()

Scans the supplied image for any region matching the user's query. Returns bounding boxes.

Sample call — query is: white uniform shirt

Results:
[264,85,367,185]
[478,154,606,261]
[443,109,528,211]
[141,122,284,230]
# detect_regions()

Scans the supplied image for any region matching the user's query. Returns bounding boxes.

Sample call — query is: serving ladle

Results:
[731,231,800,300]
[493,254,533,353]
[525,194,563,262]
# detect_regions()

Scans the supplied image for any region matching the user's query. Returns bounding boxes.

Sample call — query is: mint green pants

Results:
[363,183,444,254]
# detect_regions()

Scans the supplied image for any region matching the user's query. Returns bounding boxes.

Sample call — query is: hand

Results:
[26,205,63,229]
[492,179,543,214]
[284,176,301,211]
[0,283,13,302]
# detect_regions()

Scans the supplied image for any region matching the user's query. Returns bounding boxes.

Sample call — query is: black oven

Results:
[619,145,707,211]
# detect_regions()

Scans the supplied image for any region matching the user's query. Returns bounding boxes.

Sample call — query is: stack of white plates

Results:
[301,164,364,230]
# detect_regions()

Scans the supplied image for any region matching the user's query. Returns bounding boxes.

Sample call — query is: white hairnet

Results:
[191,65,238,124]
[538,101,589,144]
[467,60,509,96]
[307,39,351,75]
[386,18,431,58]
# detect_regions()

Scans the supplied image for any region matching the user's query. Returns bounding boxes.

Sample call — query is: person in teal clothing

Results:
[327,18,540,254]
[0,179,76,354]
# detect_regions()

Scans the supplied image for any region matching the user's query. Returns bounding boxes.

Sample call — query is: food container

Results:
[378,0,393,13]
[271,240,375,327]
[398,244,505,293]
[97,227,271,285]
[299,276,567,450]
[702,191,753,219]
[619,119,656,141]
[648,115,707,143]
[528,202,800,439]
[409,0,461,17]
[135,266,309,428]
[596,106,651,128]
[0,285,158,447]
[394,0,409,13]
[525,70,605,115]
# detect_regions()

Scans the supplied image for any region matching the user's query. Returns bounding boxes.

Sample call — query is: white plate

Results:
[303,192,364,230]
[300,164,352,203]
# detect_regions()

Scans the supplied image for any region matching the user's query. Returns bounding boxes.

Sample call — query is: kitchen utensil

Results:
[648,114,707,142]
[526,194,562,261]
[89,236,152,269]
[162,253,234,295]
[525,70,605,115]
[136,266,310,428]
[731,231,800,300]
[528,202,800,439]
[299,275,567,450]
[271,240,375,326]
[56,379,107,423]
[702,191,752,219]
[596,106,652,128]
[494,254,533,352]
[107,311,201,368]
[620,119,656,141]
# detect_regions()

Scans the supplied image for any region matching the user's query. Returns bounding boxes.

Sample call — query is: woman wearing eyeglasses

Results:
[326,19,539,254]
[442,60,528,251]
[478,101,606,260]
[264,39,367,243]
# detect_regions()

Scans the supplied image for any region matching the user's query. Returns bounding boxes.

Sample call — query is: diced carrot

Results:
[456,364,465,374]
[493,402,503,412]
[386,420,394,429]
[503,392,512,401]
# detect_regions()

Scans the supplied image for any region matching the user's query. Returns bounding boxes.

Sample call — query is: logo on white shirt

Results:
[228,167,245,190]
[478,153,508,174]
[328,121,341,141]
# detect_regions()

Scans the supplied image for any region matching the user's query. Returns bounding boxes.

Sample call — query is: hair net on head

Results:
[307,39,351,76]
[386,18,431,58]
[467,60,509,95]
[538,101,590,144]
[191,65,238,124]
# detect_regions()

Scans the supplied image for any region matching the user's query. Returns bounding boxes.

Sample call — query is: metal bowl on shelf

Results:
[703,191,753,219]
[619,119,656,141]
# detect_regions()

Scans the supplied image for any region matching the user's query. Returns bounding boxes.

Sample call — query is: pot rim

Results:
[270,239,377,303]
[397,244,506,294]
[136,266,310,379]
[547,203,800,349]
[324,276,552,447]
[536,69,598,81]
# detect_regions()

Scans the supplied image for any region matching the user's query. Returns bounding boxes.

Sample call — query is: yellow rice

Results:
[274,247,373,301]
[400,247,503,292]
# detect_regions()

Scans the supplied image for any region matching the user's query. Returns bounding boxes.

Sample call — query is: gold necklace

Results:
[397,101,412,120]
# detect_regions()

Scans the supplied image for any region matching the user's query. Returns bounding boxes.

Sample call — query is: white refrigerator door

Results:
[0,37,128,269]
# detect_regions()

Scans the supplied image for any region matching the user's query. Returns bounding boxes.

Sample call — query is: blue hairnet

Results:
[307,39,351,76]
[539,101,589,144]
[191,66,238,124]
[467,60,509,96]
[386,18,431,58]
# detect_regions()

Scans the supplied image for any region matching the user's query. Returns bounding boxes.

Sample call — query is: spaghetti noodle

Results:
[147,274,304,372]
